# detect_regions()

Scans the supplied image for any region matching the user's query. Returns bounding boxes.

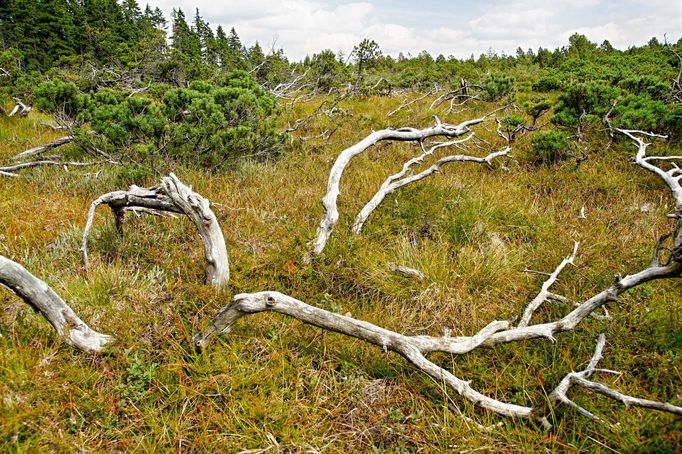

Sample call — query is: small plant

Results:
[529,130,573,165]
[117,354,159,403]
[482,73,515,101]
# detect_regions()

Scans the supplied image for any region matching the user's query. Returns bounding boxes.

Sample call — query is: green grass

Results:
[0,96,680,452]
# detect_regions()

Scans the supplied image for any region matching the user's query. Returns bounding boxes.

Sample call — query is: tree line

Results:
[1,0,680,174]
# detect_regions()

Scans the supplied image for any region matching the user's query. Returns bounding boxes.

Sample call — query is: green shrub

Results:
[34,70,285,170]
[551,82,620,127]
[529,130,573,165]
[482,73,515,101]
[614,95,682,137]
[34,80,90,120]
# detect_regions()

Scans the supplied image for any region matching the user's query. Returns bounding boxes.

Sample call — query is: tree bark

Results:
[0,254,113,352]
[309,114,496,258]
[81,173,230,288]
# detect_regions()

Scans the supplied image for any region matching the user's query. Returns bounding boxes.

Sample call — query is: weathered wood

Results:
[549,334,682,425]
[387,263,426,280]
[12,136,74,161]
[81,173,230,288]
[351,139,509,234]
[0,254,113,352]
[309,114,496,258]
[197,240,681,426]
[8,97,31,117]
[0,159,98,177]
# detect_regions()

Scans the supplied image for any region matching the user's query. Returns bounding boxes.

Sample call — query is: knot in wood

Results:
[265,296,277,307]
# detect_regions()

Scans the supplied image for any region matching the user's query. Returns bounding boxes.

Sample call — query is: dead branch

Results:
[617,129,680,215]
[195,238,681,426]
[429,82,483,111]
[7,97,31,117]
[549,334,682,424]
[0,159,101,177]
[0,254,113,352]
[81,173,230,288]
[387,90,433,117]
[127,80,153,98]
[387,263,426,280]
[602,100,618,149]
[12,136,75,160]
[199,131,682,427]
[272,69,310,99]
[351,137,510,234]
[518,241,579,327]
[309,112,499,258]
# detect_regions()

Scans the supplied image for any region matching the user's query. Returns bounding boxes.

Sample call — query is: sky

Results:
[150,0,682,61]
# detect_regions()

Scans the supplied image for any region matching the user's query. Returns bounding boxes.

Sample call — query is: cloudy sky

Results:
[151,0,682,60]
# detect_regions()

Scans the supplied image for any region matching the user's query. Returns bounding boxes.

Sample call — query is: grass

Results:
[0,96,681,452]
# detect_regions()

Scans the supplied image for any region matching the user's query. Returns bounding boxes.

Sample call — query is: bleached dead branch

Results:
[0,254,113,352]
[199,129,682,427]
[196,236,681,426]
[517,241,579,327]
[387,90,434,117]
[387,263,426,280]
[0,159,100,177]
[81,173,230,288]
[8,97,31,117]
[617,129,680,215]
[549,334,682,423]
[352,137,509,233]
[309,113,498,258]
[12,136,73,160]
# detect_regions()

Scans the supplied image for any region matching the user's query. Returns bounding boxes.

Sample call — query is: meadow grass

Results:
[0,96,680,452]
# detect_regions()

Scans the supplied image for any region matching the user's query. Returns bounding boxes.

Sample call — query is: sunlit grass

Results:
[1,95,680,451]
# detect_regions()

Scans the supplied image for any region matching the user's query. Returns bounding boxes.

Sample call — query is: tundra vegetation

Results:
[1,1,682,451]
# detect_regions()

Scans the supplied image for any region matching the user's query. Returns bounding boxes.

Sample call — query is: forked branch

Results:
[617,129,681,212]
[197,127,682,427]
[8,98,31,117]
[550,334,682,423]
[81,173,230,288]
[518,241,579,327]
[196,239,681,426]
[309,113,498,258]
[352,137,510,233]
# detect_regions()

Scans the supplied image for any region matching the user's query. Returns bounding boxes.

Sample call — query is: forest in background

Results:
[1,0,682,452]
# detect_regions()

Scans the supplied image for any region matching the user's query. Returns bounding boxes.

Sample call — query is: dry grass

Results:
[0,96,680,452]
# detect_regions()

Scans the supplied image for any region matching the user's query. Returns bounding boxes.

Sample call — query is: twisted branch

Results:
[81,173,230,288]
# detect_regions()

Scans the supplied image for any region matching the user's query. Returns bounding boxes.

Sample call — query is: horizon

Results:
[152,0,682,60]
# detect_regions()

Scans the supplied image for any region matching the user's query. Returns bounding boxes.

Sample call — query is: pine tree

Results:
[227,28,244,56]
[193,8,217,65]
[171,8,201,60]
[143,5,167,29]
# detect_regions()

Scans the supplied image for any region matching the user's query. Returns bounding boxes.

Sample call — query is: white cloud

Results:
[150,0,681,60]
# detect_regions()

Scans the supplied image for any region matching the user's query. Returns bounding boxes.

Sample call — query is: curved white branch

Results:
[194,291,534,420]
[0,254,113,352]
[550,334,682,423]
[197,240,681,426]
[617,129,681,211]
[8,98,31,117]
[12,136,74,161]
[81,174,229,288]
[0,159,99,177]
[352,141,509,234]
[518,241,579,327]
[309,113,496,258]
